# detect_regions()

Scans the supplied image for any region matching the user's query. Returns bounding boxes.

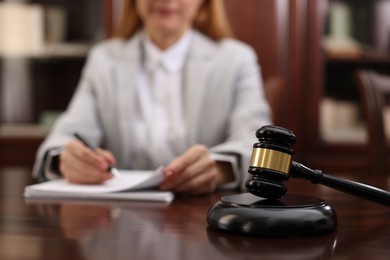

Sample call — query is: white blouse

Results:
[133,30,193,168]
[132,30,239,188]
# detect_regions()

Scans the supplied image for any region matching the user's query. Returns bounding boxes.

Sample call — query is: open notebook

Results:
[24,166,174,203]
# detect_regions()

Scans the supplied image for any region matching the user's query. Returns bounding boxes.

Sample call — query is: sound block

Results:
[207,193,337,237]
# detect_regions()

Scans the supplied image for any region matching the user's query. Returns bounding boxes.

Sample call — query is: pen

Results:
[73,133,122,178]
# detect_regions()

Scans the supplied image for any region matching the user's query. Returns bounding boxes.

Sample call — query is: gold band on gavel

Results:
[249,148,292,175]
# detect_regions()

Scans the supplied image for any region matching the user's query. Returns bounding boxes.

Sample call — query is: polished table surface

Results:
[0,166,389,260]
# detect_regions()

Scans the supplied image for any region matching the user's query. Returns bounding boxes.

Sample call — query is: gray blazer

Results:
[33,31,271,187]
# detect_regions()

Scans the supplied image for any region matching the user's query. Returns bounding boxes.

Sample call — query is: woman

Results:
[33,0,271,195]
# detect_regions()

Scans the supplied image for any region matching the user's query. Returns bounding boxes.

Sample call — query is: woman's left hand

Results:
[159,145,234,195]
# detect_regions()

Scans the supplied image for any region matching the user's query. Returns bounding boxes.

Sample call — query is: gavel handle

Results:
[290,161,390,207]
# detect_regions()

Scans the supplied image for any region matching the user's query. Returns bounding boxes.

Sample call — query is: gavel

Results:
[245,125,390,207]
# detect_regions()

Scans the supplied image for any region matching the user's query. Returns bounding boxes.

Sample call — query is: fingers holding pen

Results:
[60,140,112,184]
[96,148,116,167]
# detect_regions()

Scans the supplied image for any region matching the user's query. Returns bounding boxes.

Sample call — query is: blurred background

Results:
[1,0,389,176]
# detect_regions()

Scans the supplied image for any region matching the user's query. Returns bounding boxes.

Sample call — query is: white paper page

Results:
[25,191,175,203]
[26,166,165,194]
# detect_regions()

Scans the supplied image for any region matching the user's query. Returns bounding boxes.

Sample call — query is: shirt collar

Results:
[143,30,193,73]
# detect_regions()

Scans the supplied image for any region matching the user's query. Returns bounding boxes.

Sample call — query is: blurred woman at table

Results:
[33,0,271,195]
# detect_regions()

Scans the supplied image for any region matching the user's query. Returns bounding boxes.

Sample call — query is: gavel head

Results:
[245,125,297,199]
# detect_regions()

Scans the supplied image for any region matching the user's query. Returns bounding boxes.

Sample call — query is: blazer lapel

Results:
[184,32,217,144]
[114,34,142,165]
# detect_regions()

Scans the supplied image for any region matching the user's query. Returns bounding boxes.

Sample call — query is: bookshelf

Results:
[0,0,105,124]
[0,0,106,165]
[321,0,390,144]
[298,0,390,174]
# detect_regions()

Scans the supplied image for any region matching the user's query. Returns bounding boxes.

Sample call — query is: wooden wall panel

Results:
[224,0,288,81]
[223,0,290,127]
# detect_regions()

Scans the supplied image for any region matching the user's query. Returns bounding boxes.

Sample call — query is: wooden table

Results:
[0,166,389,260]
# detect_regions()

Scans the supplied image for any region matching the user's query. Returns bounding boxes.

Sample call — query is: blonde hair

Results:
[113,0,233,40]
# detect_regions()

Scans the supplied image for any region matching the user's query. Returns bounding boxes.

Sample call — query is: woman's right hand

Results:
[59,139,116,184]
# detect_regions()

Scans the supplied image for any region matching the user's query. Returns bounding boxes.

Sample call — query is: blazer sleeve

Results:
[209,42,272,189]
[32,45,108,179]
